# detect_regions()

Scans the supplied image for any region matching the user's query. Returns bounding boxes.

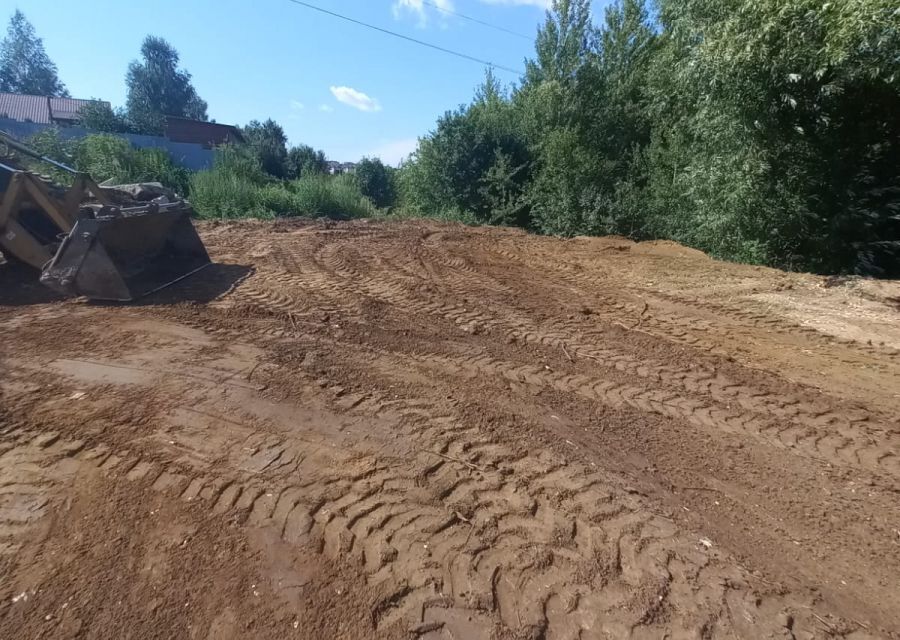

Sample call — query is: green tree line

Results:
[25,128,395,222]
[0,11,208,136]
[2,11,398,220]
[399,0,900,276]
[6,4,898,275]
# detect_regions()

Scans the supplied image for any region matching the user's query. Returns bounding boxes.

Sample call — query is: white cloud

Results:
[393,0,454,27]
[478,0,551,7]
[329,86,382,112]
[290,100,305,110]
[363,138,419,166]
[319,103,334,113]
[394,0,547,29]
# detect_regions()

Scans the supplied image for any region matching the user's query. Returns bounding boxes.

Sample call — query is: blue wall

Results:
[0,119,215,171]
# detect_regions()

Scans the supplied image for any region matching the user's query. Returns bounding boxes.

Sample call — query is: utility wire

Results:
[282,0,525,75]
[422,1,532,40]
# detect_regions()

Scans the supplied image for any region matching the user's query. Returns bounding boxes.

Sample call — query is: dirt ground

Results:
[2,219,899,640]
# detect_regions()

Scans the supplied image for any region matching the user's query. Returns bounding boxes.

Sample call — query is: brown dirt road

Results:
[2,219,899,639]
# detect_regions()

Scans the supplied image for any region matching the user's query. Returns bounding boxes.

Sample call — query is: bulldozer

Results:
[0,131,210,301]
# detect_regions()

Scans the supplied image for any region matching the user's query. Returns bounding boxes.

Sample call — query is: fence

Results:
[0,119,215,171]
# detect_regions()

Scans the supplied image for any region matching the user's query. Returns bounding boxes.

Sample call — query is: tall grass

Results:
[25,130,190,195]
[190,147,375,220]
[25,132,379,221]
[286,174,375,219]
[127,147,191,195]
[190,169,277,219]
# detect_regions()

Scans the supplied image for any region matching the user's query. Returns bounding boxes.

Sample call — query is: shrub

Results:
[24,130,189,194]
[355,157,396,208]
[189,144,278,219]
[241,119,288,178]
[286,144,327,179]
[190,146,375,220]
[287,174,376,219]
[210,143,269,183]
[72,134,133,182]
[128,147,191,196]
[73,134,190,195]
[78,101,133,134]
[399,71,532,228]
[25,127,75,165]
[189,166,275,219]
[401,0,900,276]
[19,127,77,183]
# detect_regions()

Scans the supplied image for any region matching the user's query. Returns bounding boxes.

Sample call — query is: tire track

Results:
[0,391,838,639]
[251,234,898,479]
[403,350,900,478]
[478,236,900,360]
[0,430,85,556]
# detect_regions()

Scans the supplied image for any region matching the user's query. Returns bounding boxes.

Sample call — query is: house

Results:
[0,94,241,148]
[164,116,243,148]
[326,160,357,175]
[0,92,240,171]
[0,92,108,125]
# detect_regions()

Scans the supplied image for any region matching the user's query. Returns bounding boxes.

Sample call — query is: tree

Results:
[286,144,327,179]
[242,119,288,178]
[524,0,596,86]
[406,0,900,276]
[515,0,603,235]
[404,70,531,225]
[78,101,133,134]
[125,36,208,135]
[592,0,656,157]
[0,10,68,97]
[648,0,900,273]
[528,0,657,236]
[355,157,396,208]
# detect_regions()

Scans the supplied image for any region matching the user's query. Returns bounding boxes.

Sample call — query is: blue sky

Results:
[6,0,609,164]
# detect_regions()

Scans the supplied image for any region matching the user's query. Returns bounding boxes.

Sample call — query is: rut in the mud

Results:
[1,219,899,639]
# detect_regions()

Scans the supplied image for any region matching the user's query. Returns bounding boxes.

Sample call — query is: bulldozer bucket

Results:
[40,205,210,301]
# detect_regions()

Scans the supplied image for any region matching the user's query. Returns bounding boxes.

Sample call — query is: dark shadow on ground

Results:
[0,262,253,307]
[102,263,254,306]
[0,262,65,306]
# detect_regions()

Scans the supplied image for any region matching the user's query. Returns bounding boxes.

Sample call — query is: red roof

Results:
[164,116,243,147]
[50,97,100,122]
[0,94,241,148]
[0,93,108,124]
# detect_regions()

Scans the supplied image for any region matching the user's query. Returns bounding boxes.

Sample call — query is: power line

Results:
[422,1,532,40]
[282,0,525,75]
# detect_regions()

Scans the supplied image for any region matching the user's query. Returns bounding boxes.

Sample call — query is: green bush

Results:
[72,134,134,183]
[401,73,532,228]
[286,144,327,179]
[209,143,269,183]
[400,0,900,276]
[18,127,77,184]
[189,166,275,219]
[355,157,396,208]
[128,147,191,195]
[190,145,278,219]
[287,174,375,219]
[190,146,375,220]
[26,129,190,195]
[24,127,75,166]
[24,130,189,195]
